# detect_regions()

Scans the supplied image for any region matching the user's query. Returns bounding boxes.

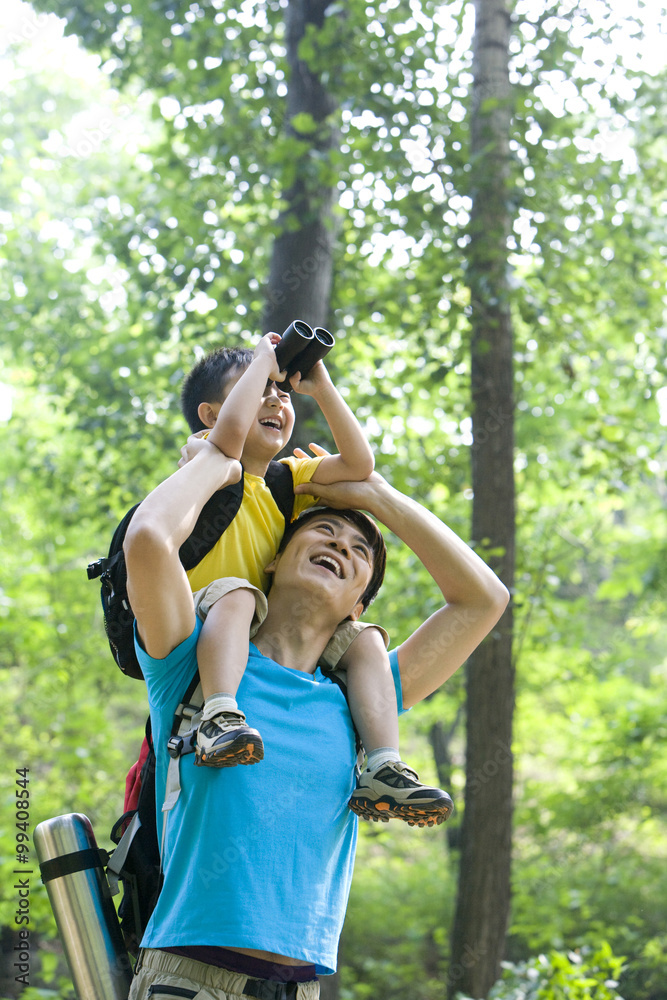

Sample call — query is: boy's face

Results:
[222,366,295,462]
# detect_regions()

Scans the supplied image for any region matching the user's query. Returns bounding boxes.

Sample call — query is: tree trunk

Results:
[318,975,340,1000]
[448,0,515,997]
[429,710,463,850]
[263,0,339,334]
[263,0,342,450]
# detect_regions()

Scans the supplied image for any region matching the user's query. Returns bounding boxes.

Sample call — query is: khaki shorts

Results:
[129,948,319,999]
[192,578,389,672]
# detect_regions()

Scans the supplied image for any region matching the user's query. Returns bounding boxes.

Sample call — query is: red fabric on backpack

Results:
[124,735,151,814]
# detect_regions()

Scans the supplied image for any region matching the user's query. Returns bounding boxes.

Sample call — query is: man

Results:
[124,433,508,1000]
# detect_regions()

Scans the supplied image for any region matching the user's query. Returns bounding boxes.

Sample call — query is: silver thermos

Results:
[33,813,133,1000]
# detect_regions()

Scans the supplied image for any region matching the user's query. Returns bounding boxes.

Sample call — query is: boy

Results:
[178,330,452,823]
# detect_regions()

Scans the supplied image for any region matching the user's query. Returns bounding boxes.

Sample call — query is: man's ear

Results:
[264,554,279,575]
[348,601,365,623]
[197,400,220,429]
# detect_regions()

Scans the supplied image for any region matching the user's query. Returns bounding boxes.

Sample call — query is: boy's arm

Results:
[294,473,510,708]
[292,363,374,485]
[124,444,241,660]
[207,332,285,458]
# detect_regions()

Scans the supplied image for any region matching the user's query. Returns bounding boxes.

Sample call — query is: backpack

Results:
[107,674,203,955]
[87,462,295,680]
[107,719,159,956]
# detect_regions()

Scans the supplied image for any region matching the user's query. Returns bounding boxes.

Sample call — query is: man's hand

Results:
[295,474,386,512]
[293,443,386,511]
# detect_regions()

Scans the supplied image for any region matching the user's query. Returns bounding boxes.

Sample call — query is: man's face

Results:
[220,367,296,460]
[268,513,375,622]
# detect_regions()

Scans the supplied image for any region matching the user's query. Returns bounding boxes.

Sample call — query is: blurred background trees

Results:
[1,0,665,997]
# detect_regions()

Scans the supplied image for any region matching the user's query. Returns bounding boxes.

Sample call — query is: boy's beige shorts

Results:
[192,577,389,672]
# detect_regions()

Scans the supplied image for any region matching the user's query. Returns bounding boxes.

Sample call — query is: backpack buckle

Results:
[178,702,200,722]
[167,730,197,759]
[167,736,184,759]
[86,558,107,580]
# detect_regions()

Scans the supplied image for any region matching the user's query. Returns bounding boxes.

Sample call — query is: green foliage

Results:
[339,820,456,1000]
[617,937,667,1000]
[14,981,72,1000]
[1,1,666,997]
[471,943,626,999]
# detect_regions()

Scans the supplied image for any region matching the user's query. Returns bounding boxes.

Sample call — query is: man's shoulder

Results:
[137,619,202,706]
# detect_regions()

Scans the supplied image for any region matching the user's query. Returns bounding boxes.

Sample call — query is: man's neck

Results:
[253,595,338,674]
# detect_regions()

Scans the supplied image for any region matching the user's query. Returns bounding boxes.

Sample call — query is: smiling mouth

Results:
[311,554,343,578]
[259,417,282,431]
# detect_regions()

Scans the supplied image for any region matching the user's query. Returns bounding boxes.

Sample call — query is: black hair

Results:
[278,506,387,613]
[180,346,254,432]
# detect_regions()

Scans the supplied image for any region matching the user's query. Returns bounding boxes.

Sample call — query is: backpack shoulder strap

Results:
[87,502,141,582]
[178,475,245,571]
[265,460,295,524]
[109,672,204,890]
[178,461,292,568]
[161,672,203,859]
[165,672,203,760]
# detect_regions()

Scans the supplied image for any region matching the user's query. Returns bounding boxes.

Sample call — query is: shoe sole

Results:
[348,794,453,827]
[195,733,264,768]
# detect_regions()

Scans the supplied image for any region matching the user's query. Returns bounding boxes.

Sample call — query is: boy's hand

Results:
[289,360,333,396]
[291,442,330,460]
[255,331,287,383]
[291,363,374,483]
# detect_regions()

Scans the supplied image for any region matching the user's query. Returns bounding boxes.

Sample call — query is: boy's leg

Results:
[338,626,399,752]
[196,587,264,768]
[337,626,453,827]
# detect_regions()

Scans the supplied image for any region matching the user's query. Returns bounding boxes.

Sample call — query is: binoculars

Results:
[274,320,335,391]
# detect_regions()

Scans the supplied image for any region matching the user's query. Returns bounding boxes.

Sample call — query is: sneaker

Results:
[194,710,264,768]
[348,761,453,827]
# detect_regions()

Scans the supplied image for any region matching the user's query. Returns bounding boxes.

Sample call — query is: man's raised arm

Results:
[124,443,241,661]
[294,471,509,708]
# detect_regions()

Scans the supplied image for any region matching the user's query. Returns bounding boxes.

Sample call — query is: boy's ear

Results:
[197,401,221,429]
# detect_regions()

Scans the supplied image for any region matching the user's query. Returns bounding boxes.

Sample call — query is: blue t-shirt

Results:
[137,619,405,975]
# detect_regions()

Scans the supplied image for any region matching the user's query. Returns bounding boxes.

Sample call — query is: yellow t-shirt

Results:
[186,455,324,594]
